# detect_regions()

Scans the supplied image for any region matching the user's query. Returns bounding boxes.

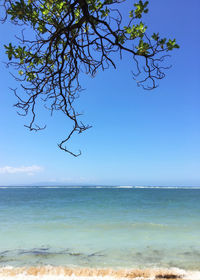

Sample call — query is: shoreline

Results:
[0,266,200,280]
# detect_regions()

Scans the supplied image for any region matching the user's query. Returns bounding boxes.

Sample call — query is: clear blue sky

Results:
[0,0,199,186]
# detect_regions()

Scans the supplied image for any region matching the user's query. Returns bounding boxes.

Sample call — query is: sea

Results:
[0,186,200,280]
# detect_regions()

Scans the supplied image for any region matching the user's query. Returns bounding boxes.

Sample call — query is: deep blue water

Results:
[0,186,200,269]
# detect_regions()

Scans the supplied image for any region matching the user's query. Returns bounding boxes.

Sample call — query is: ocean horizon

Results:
[1,185,200,189]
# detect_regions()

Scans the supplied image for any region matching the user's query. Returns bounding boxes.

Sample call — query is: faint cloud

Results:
[0,165,43,175]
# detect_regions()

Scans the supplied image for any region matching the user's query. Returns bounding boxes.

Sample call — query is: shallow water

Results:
[0,186,200,270]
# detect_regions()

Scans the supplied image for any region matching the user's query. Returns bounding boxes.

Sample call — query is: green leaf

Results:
[129,10,133,18]
[152,33,159,41]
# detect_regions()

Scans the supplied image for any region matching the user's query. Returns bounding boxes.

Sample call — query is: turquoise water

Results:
[0,186,200,269]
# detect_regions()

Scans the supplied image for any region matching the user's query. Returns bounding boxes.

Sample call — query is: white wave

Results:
[134,186,200,190]
[115,186,133,189]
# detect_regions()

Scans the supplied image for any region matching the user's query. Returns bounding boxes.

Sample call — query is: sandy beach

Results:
[0,266,200,280]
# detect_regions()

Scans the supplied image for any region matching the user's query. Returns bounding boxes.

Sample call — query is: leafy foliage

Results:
[1,0,179,156]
